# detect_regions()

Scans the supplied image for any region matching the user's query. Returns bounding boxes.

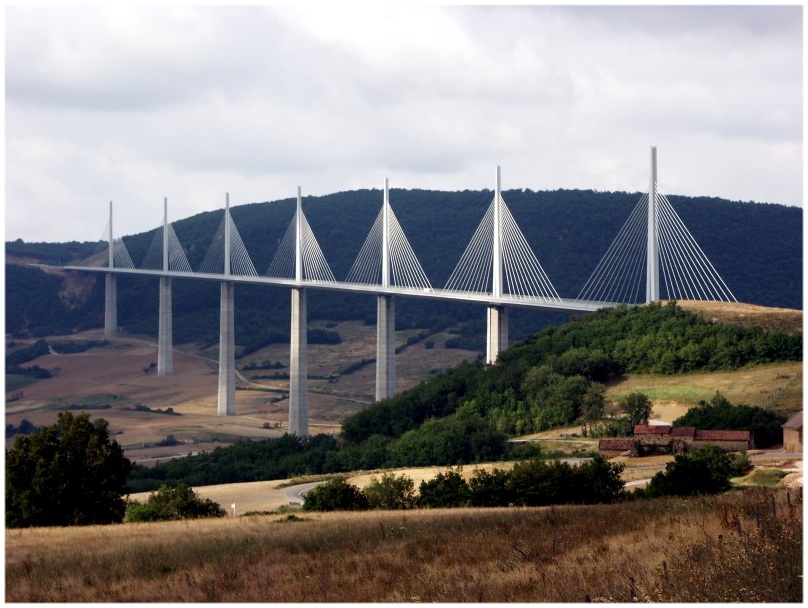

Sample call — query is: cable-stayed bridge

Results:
[62,147,735,435]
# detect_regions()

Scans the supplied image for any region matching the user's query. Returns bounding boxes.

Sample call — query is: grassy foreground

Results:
[5,488,801,602]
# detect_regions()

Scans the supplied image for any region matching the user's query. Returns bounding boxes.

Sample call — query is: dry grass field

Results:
[6,321,480,463]
[605,360,803,419]
[666,300,803,335]
[5,488,801,602]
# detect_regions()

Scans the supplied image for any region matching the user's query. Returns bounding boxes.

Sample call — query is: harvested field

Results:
[5,489,801,602]
[665,300,803,335]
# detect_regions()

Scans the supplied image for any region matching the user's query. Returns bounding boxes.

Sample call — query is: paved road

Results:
[282,481,324,505]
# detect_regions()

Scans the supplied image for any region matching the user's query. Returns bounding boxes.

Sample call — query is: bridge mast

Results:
[376,178,396,400]
[218,193,236,416]
[486,166,508,363]
[646,146,659,303]
[158,197,173,375]
[104,201,117,336]
[289,186,309,436]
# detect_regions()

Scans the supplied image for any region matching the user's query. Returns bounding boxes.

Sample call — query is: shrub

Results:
[468,467,513,507]
[417,469,470,508]
[363,472,416,510]
[646,444,734,498]
[125,484,226,522]
[302,478,368,512]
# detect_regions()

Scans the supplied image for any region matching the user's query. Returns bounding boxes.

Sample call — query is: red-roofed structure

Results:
[598,423,753,456]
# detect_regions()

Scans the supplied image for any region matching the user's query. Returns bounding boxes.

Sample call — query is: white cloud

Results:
[4,4,802,243]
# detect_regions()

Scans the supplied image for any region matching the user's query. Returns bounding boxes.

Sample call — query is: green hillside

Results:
[126,302,801,491]
[5,188,802,351]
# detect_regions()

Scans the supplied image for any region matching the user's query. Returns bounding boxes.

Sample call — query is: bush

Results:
[417,469,470,508]
[125,483,226,522]
[302,478,368,512]
[507,456,625,506]
[363,472,415,510]
[468,467,513,507]
[646,445,734,498]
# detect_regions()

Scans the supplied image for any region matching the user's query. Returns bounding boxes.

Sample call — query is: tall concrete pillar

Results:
[104,274,117,336]
[646,146,659,303]
[217,281,236,416]
[289,287,308,436]
[486,305,508,364]
[157,277,173,375]
[375,294,396,401]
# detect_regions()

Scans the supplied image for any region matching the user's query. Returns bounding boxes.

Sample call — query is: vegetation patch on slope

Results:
[126,302,801,491]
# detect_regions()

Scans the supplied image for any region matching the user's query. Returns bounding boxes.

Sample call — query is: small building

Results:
[597,438,638,457]
[782,412,803,453]
[598,424,753,457]
[693,429,752,452]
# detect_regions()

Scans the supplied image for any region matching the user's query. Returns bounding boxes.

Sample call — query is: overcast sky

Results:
[4,4,803,243]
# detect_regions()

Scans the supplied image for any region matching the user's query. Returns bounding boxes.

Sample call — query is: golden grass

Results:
[6,489,801,602]
[664,300,803,335]
[605,361,803,417]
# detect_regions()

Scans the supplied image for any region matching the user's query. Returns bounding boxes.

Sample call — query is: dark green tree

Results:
[125,483,226,522]
[572,454,625,504]
[417,469,470,508]
[6,412,132,528]
[302,478,368,512]
[468,467,513,507]
[646,444,734,497]
[619,392,653,426]
[508,458,574,506]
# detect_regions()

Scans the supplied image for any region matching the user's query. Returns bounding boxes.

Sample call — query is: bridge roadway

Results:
[59,265,618,314]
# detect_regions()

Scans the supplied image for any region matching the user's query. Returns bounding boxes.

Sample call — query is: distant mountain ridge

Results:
[5,188,802,346]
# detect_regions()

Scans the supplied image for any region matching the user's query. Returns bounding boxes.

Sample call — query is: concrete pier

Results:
[646,146,659,303]
[217,282,236,416]
[104,274,117,336]
[157,277,173,375]
[288,287,308,436]
[486,305,508,364]
[375,294,396,401]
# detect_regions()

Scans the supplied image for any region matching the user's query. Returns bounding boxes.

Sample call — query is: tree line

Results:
[303,444,749,513]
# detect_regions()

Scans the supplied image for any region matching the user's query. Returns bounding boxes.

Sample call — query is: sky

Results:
[3,3,804,243]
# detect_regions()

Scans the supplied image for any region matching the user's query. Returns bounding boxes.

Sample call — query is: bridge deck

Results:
[59,265,618,313]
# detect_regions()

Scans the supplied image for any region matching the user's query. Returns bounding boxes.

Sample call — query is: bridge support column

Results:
[157,277,173,376]
[104,274,117,336]
[289,287,308,436]
[646,146,659,303]
[218,282,235,416]
[486,305,508,364]
[375,295,396,401]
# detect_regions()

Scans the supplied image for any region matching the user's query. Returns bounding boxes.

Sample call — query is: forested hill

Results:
[5,188,802,344]
[126,301,801,490]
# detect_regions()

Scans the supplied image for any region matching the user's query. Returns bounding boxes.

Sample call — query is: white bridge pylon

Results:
[199,194,258,277]
[267,187,336,282]
[578,147,736,305]
[346,178,431,290]
[444,166,561,302]
[140,198,193,273]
